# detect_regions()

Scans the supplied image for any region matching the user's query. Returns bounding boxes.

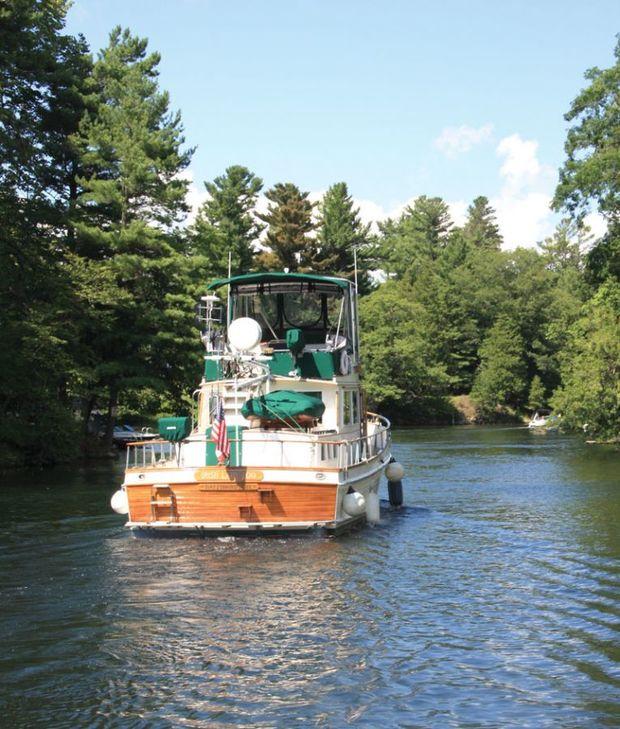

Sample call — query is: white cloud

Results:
[492,192,553,249]
[180,169,209,224]
[434,123,494,158]
[448,200,468,227]
[490,133,558,248]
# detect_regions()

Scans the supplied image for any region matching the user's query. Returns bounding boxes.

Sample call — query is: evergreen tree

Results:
[471,316,527,416]
[378,196,453,279]
[461,196,502,250]
[538,218,587,273]
[0,0,91,465]
[190,165,263,279]
[311,182,374,291]
[257,182,315,271]
[71,27,194,442]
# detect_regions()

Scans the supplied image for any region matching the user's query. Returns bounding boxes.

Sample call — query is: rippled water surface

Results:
[1,427,619,727]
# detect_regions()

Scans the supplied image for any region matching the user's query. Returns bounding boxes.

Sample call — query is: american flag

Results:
[211,397,230,464]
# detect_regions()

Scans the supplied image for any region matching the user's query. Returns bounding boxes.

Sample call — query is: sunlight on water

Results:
[0,427,618,727]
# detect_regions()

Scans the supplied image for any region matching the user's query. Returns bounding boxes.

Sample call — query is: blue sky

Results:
[66,0,619,247]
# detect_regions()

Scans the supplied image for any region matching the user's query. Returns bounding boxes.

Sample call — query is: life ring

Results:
[339,350,351,375]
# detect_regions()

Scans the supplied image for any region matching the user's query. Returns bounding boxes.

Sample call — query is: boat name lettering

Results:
[194,468,264,483]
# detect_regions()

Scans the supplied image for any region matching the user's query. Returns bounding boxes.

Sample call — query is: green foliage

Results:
[527,375,546,411]
[69,26,196,442]
[461,196,503,251]
[0,0,90,465]
[257,182,315,271]
[190,165,263,279]
[379,196,453,279]
[359,280,451,420]
[551,282,620,439]
[3,16,619,465]
[471,316,527,417]
[312,182,375,292]
[553,37,620,222]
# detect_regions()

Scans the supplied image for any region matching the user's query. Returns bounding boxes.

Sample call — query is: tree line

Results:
[1,1,618,466]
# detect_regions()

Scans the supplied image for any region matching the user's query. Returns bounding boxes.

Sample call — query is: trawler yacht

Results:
[111,272,403,535]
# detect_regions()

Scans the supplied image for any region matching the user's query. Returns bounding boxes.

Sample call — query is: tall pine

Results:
[257,183,315,271]
[461,196,503,250]
[190,165,263,279]
[312,182,374,291]
[379,196,453,279]
[71,27,194,441]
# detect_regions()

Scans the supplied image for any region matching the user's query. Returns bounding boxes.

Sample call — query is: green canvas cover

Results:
[158,416,192,442]
[241,390,325,423]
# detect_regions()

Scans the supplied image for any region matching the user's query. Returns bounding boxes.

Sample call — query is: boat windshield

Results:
[229,282,351,348]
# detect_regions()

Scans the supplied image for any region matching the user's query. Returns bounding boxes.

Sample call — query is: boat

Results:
[110,272,404,536]
[528,409,551,429]
[111,425,157,448]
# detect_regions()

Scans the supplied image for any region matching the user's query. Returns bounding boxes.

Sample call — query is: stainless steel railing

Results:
[125,414,391,471]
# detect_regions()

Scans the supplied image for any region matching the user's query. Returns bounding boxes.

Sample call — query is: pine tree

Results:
[257,183,315,271]
[538,219,587,272]
[71,27,194,442]
[311,182,373,290]
[461,196,503,250]
[378,196,453,279]
[190,165,263,279]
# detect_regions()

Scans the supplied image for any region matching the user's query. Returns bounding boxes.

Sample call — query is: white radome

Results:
[228,317,263,352]
[111,489,129,515]
[386,461,405,482]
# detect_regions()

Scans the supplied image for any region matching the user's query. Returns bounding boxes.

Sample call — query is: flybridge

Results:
[203,270,360,371]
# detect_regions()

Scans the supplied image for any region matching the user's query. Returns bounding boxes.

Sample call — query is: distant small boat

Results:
[528,410,551,429]
[112,425,157,447]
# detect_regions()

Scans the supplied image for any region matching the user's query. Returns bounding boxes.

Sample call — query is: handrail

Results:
[126,412,390,470]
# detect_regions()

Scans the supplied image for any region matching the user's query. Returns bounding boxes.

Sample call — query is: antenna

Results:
[353,246,360,364]
[227,251,232,327]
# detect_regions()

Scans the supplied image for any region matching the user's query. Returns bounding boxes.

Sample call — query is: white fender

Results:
[343,490,366,517]
[111,489,129,515]
[386,461,405,482]
[366,490,381,524]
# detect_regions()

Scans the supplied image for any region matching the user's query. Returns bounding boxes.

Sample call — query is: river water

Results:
[0,427,618,728]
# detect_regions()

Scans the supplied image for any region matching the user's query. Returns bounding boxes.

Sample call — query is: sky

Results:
[65,0,619,248]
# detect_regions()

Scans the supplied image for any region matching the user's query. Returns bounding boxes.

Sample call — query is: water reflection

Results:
[0,428,618,727]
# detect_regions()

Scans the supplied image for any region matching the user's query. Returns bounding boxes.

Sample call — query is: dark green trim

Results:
[204,359,223,381]
[267,350,337,379]
[207,272,350,291]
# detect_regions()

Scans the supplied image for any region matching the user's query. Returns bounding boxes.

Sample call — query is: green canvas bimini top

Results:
[207,272,351,291]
